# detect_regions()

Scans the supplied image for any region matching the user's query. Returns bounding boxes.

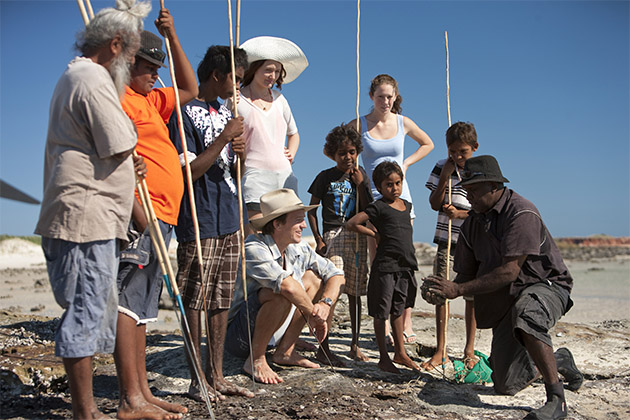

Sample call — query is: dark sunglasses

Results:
[140,47,166,64]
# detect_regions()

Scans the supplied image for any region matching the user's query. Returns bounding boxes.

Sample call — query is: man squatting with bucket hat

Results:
[225,189,346,384]
[422,155,584,420]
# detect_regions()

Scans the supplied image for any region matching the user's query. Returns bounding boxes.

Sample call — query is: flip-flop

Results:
[403,331,417,343]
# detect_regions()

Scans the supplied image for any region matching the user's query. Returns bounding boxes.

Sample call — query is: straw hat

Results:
[250,189,319,231]
[240,36,308,84]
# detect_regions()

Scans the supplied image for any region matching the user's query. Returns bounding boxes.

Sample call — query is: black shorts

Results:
[490,281,572,395]
[367,268,417,320]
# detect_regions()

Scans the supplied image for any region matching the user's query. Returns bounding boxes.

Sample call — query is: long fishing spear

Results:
[78,0,215,415]
[352,0,362,360]
[442,30,461,373]
[226,0,256,391]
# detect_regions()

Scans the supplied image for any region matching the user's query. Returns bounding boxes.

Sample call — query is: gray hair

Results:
[76,0,151,57]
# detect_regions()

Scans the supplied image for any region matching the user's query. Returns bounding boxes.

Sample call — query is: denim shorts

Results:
[42,237,119,358]
[225,291,262,359]
[117,220,172,324]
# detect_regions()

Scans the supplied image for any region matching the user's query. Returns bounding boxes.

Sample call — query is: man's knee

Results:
[302,270,322,297]
[258,287,291,308]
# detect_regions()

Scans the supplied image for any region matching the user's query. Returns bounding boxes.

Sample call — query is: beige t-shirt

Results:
[35,57,138,243]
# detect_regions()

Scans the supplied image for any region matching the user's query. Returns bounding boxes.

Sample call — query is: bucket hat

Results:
[240,36,308,84]
[458,155,510,186]
[136,31,167,68]
[250,189,318,231]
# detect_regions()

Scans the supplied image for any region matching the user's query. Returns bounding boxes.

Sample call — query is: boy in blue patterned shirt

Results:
[308,124,373,363]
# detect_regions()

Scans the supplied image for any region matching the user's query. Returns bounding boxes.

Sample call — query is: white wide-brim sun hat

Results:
[240,36,309,84]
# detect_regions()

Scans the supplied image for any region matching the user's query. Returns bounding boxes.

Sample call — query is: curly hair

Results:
[197,45,248,83]
[369,74,403,114]
[242,60,286,90]
[323,123,362,160]
[372,160,403,190]
[446,121,478,148]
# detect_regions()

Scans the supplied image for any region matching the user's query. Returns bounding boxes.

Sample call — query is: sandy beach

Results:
[1,236,629,419]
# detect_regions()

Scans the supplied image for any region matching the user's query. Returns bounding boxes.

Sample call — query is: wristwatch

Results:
[319,297,333,307]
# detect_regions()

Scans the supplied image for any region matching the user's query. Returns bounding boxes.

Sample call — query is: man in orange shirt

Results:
[114,8,198,420]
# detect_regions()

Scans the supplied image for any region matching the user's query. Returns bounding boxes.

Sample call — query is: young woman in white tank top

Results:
[349,74,435,343]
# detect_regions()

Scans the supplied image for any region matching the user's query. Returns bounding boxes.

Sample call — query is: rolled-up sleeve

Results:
[302,243,344,282]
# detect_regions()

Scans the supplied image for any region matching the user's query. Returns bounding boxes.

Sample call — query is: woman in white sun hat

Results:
[230,36,308,232]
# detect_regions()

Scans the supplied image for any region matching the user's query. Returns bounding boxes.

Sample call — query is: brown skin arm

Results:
[130,198,149,233]
[310,274,345,342]
[307,196,326,256]
[346,211,379,243]
[429,157,456,211]
[154,8,198,104]
[422,255,527,302]
[188,117,244,181]
[350,168,371,212]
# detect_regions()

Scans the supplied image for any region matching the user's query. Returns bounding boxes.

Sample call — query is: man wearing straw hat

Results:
[113,8,197,419]
[422,155,583,420]
[34,1,150,418]
[226,189,346,384]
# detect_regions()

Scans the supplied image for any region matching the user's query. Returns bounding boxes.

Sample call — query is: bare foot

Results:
[393,352,421,371]
[243,357,283,384]
[348,345,370,362]
[117,396,181,420]
[186,381,225,403]
[272,351,320,369]
[463,352,480,370]
[295,338,317,351]
[377,358,401,374]
[316,348,346,367]
[144,395,187,414]
[214,379,255,398]
[420,352,450,371]
[89,409,112,420]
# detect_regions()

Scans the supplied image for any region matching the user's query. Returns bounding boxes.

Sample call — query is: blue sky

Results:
[1,0,628,243]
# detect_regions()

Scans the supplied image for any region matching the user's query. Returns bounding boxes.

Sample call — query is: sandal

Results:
[403,331,417,344]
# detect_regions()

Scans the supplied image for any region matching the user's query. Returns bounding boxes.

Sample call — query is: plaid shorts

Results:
[324,226,369,296]
[177,231,240,311]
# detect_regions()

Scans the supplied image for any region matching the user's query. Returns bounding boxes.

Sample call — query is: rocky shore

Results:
[1,236,629,419]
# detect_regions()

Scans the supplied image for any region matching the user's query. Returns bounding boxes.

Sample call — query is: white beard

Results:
[109,52,131,96]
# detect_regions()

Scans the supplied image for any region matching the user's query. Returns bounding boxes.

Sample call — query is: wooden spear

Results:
[226,0,256,390]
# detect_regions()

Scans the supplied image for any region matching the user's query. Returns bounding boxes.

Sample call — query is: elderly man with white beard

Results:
[34,1,150,418]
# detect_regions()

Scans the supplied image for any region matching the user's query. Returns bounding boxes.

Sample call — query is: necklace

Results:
[247,87,272,110]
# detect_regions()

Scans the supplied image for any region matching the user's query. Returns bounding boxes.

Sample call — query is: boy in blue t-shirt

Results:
[423,121,478,371]
[347,161,419,373]
[308,123,373,363]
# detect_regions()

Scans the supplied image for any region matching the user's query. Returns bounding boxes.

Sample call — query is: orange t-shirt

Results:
[122,86,183,226]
